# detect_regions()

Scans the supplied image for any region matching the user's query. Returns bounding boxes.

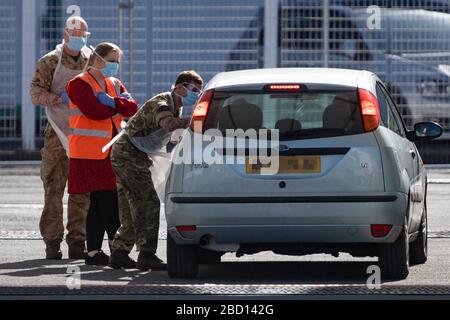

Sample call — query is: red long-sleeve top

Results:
[67,75,138,194]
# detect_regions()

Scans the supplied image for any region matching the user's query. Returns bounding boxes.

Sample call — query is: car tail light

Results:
[371,224,393,238]
[358,88,380,132]
[190,90,214,133]
[176,225,197,240]
[176,225,197,232]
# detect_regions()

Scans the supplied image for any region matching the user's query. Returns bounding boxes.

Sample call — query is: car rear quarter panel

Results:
[373,127,411,196]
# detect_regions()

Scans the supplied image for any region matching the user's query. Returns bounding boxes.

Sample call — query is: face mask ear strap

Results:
[185,83,202,95]
[90,46,102,60]
[89,46,109,66]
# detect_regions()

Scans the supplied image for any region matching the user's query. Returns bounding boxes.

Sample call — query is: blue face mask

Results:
[67,36,87,52]
[182,88,200,107]
[93,50,120,77]
[101,62,119,77]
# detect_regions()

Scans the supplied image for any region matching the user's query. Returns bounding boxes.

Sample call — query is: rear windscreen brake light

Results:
[264,84,306,92]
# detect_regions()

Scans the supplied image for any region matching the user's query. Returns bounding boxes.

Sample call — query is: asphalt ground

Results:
[0,165,449,299]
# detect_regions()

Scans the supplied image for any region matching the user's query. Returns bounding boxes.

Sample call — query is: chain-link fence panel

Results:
[0,1,20,153]
[149,0,264,95]
[279,0,450,162]
[35,0,148,149]
[1,0,263,160]
[3,0,450,163]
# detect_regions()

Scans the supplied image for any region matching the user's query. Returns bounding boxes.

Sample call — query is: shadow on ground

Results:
[0,259,397,285]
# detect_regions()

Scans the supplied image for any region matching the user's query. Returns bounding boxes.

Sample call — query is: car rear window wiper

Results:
[280,128,346,139]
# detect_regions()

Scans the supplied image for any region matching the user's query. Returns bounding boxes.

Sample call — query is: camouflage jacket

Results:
[29,47,89,106]
[126,92,179,137]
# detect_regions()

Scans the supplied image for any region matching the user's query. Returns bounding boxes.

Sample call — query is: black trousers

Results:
[86,190,120,252]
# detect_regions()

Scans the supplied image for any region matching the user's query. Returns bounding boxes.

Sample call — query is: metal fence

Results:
[150,0,264,94]
[280,0,450,130]
[0,1,20,152]
[2,0,450,163]
[278,0,450,162]
[35,0,149,148]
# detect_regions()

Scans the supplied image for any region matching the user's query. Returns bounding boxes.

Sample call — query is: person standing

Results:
[30,16,91,260]
[108,71,203,271]
[66,42,138,265]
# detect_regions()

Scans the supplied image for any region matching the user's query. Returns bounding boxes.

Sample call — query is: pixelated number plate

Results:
[246,156,321,174]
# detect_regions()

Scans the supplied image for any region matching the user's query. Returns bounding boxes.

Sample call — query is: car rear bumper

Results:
[165,192,407,246]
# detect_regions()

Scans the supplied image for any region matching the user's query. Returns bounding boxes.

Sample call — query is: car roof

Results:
[206,68,376,91]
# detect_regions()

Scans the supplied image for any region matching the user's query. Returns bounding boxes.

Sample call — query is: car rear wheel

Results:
[410,201,428,265]
[167,231,199,278]
[378,221,410,280]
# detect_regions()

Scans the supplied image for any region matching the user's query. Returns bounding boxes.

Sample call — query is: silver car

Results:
[165,68,442,279]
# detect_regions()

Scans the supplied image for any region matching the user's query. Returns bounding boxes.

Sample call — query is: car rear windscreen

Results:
[205,88,364,140]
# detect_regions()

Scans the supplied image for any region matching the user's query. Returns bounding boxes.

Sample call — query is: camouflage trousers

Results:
[110,135,161,253]
[40,123,90,246]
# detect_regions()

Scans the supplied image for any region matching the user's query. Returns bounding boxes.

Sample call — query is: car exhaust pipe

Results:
[200,235,240,252]
[200,235,211,246]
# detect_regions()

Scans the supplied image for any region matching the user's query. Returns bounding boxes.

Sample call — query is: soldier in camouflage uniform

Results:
[109,71,204,271]
[30,17,91,260]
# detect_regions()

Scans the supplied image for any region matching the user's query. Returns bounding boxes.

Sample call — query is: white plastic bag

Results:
[148,129,188,204]
[128,128,172,156]
[129,128,188,205]
[179,105,195,119]
[149,154,172,204]
[147,130,186,203]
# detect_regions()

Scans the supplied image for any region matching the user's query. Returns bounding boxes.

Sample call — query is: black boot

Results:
[136,251,167,271]
[69,241,87,259]
[45,241,63,260]
[108,250,136,269]
[85,250,109,266]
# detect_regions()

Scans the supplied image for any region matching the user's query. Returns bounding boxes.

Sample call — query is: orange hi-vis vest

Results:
[68,72,123,160]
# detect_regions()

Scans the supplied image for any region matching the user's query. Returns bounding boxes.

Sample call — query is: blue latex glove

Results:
[120,92,133,100]
[60,92,69,105]
[97,92,116,108]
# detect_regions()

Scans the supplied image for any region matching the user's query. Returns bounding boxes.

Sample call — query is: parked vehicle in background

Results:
[228,2,450,138]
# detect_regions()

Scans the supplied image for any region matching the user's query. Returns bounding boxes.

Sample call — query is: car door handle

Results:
[409,149,416,158]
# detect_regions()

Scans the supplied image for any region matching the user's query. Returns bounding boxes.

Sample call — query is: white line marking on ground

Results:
[0,204,67,209]
[0,230,168,240]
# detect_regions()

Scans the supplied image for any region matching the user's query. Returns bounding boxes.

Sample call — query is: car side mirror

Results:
[407,121,442,142]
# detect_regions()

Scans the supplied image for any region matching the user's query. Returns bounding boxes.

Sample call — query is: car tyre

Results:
[379,222,410,280]
[167,231,199,278]
[410,200,428,265]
